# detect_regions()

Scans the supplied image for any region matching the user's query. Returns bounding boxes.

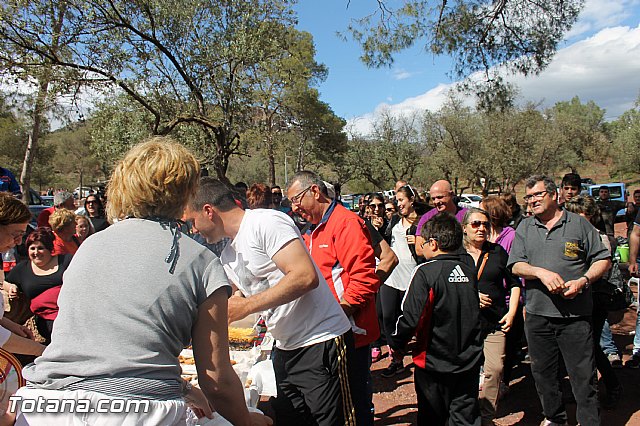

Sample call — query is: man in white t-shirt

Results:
[183,177,355,426]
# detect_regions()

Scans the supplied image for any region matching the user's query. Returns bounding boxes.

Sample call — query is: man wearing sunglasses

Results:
[287,171,380,426]
[508,175,611,426]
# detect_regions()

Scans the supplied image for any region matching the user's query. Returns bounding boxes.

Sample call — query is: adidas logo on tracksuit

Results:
[448,265,470,283]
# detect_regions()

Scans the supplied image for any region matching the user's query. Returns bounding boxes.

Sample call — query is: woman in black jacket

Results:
[462,207,521,426]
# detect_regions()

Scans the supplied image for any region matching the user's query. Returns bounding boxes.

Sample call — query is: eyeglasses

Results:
[523,190,549,202]
[9,231,25,241]
[290,186,312,205]
[468,220,490,229]
[420,237,438,249]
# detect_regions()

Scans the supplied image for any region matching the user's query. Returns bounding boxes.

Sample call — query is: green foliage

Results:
[347,0,583,81]
[0,96,28,170]
[610,97,640,176]
[546,96,609,170]
[345,110,427,189]
[0,95,57,189]
[0,0,311,182]
[425,94,619,194]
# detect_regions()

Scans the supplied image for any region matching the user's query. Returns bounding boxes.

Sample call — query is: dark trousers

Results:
[350,344,374,426]
[35,316,54,345]
[272,332,356,426]
[414,366,481,426]
[592,308,621,391]
[525,313,600,426]
[503,303,525,384]
[379,285,405,346]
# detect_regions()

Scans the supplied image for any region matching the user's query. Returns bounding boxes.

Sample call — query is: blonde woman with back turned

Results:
[13,137,272,426]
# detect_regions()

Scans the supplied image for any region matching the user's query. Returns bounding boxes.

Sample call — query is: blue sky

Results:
[295,0,640,132]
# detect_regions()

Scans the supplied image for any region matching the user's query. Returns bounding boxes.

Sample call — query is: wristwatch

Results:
[582,275,590,289]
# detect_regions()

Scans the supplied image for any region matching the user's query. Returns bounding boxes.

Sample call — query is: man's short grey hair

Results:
[287,171,328,196]
[53,191,73,207]
[525,175,557,195]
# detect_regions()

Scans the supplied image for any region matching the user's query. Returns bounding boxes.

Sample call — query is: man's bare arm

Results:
[629,224,640,276]
[562,258,611,299]
[2,333,45,356]
[511,261,566,294]
[193,287,272,426]
[374,239,398,283]
[227,238,319,322]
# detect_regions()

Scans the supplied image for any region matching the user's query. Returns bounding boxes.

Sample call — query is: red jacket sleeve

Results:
[333,215,380,307]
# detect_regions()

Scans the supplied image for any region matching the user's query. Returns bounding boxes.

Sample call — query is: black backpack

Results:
[592,257,634,315]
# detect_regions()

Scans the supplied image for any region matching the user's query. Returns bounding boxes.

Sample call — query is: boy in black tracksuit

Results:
[389,212,484,426]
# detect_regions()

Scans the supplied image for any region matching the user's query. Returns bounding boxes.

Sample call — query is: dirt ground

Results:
[369,300,640,426]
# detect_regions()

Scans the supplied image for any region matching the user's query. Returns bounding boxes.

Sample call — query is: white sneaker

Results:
[607,353,623,368]
[540,420,569,426]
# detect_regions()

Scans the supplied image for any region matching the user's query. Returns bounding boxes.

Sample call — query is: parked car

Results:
[588,182,628,220]
[74,186,95,199]
[458,193,482,209]
[26,189,49,224]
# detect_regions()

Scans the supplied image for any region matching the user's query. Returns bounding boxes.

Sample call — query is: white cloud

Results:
[392,68,415,80]
[513,25,640,119]
[348,24,640,134]
[566,0,640,38]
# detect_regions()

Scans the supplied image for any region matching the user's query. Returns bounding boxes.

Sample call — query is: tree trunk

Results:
[296,137,305,171]
[267,135,276,187]
[21,77,50,204]
[211,129,232,186]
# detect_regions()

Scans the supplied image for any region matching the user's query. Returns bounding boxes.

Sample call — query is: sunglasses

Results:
[468,220,490,229]
[385,207,395,212]
[370,203,384,208]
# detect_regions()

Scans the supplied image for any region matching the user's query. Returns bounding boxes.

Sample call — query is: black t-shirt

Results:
[364,219,383,248]
[89,216,110,233]
[6,254,72,299]
[476,241,521,331]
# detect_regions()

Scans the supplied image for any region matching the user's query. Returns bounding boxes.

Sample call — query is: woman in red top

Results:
[49,208,80,255]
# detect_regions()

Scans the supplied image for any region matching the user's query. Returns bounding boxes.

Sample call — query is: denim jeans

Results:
[599,319,618,355]
[634,305,640,356]
[525,313,599,426]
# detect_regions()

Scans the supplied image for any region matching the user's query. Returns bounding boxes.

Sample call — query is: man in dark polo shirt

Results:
[508,175,611,426]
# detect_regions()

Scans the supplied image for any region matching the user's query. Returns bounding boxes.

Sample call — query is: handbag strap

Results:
[477,252,489,280]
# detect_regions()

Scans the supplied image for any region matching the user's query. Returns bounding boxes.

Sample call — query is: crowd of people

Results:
[0,144,638,426]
